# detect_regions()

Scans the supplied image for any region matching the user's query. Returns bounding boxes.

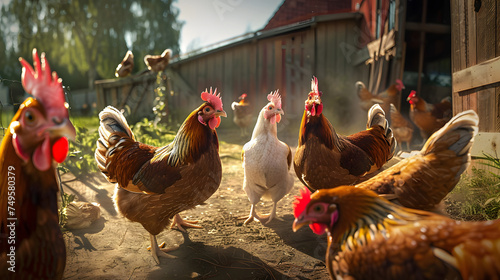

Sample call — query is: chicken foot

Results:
[148,234,178,264]
[256,202,279,225]
[170,214,202,232]
[239,203,261,225]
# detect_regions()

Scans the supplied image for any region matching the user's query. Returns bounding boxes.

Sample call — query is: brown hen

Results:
[293,186,500,280]
[0,49,76,279]
[231,93,253,137]
[356,109,478,211]
[355,79,404,114]
[294,77,396,191]
[407,90,452,141]
[389,103,414,151]
[95,89,226,264]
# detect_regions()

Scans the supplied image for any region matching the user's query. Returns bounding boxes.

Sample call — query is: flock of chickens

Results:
[356,80,453,151]
[0,49,499,279]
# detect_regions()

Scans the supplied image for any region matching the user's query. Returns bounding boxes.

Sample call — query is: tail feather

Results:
[367,104,396,158]
[421,110,479,178]
[95,106,134,181]
[421,110,479,156]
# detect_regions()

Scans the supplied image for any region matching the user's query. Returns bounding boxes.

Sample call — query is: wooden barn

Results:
[95,0,500,155]
[451,0,500,158]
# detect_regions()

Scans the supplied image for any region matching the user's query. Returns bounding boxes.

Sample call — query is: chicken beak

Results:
[215,109,227,118]
[276,108,284,115]
[47,118,76,142]
[292,217,309,232]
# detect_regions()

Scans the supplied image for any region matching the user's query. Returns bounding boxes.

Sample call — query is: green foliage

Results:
[476,153,500,219]
[58,192,75,228]
[0,0,183,90]
[131,118,176,147]
[450,166,500,221]
[70,115,100,130]
[60,126,100,178]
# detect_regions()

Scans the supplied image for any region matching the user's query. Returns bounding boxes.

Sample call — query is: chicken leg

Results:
[148,234,178,264]
[241,203,261,225]
[170,214,202,232]
[256,202,278,225]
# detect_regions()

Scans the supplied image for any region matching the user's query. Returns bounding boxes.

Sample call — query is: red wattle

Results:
[310,223,327,235]
[52,137,69,163]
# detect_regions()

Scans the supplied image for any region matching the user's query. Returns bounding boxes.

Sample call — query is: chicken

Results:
[389,103,414,151]
[144,48,171,72]
[293,186,500,279]
[294,77,396,191]
[115,50,134,78]
[240,91,293,225]
[355,109,478,211]
[231,93,253,137]
[0,49,76,279]
[407,90,452,141]
[355,79,404,113]
[94,88,226,264]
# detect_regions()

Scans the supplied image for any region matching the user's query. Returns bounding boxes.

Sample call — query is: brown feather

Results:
[295,186,500,279]
[294,105,393,191]
[96,102,222,241]
[0,99,66,279]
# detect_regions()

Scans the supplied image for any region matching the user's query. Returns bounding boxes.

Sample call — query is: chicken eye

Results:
[313,204,324,213]
[268,105,274,110]
[25,110,36,124]
[205,107,211,112]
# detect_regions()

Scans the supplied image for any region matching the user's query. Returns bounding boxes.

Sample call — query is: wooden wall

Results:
[95,15,371,133]
[451,0,500,132]
[451,0,500,158]
[168,16,370,133]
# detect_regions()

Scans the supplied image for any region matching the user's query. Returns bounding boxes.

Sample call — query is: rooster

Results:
[293,186,500,279]
[356,109,478,211]
[407,90,452,141]
[389,103,414,151]
[294,77,396,191]
[115,50,134,78]
[95,88,226,264]
[240,91,293,225]
[231,93,253,137]
[355,79,404,113]
[0,49,76,279]
[144,48,171,73]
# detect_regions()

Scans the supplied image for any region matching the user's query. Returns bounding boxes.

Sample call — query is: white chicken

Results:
[241,90,294,225]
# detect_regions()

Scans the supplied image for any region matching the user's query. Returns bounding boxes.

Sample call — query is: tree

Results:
[0,0,183,90]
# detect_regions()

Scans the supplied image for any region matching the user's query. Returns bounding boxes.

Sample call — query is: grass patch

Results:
[447,166,500,221]
[70,114,100,129]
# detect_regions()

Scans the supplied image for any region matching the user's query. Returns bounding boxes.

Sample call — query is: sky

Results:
[174,0,284,54]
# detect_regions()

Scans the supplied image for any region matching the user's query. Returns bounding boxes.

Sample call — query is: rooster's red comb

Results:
[310,76,322,97]
[240,93,247,99]
[293,188,312,218]
[19,49,67,114]
[267,90,282,109]
[408,90,417,98]
[201,87,223,111]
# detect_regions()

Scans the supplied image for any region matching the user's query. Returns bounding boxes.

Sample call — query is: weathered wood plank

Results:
[465,0,478,112]
[453,56,500,92]
[450,0,459,71]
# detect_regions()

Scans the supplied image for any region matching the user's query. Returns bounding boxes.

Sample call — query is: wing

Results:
[286,144,292,170]
[130,145,183,194]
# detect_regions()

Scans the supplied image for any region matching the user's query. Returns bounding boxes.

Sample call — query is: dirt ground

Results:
[61,129,331,280]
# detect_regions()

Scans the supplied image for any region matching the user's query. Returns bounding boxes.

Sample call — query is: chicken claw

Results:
[170,214,202,232]
[238,204,260,225]
[256,203,279,225]
[148,234,178,264]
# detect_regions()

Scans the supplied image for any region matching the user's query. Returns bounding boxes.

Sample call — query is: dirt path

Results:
[61,129,330,279]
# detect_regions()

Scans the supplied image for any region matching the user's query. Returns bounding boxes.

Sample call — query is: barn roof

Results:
[262,0,353,31]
